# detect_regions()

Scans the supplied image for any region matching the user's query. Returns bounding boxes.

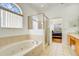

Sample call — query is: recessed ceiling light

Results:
[40,5,44,8]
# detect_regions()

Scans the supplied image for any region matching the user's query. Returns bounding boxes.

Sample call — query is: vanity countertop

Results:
[68,33,79,40]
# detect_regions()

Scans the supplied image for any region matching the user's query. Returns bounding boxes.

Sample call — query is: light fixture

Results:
[40,4,45,8]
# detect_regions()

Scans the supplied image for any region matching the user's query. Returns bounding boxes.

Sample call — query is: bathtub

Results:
[0,39,43,56]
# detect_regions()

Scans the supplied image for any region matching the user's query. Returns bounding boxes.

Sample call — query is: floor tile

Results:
[40,43,76,56]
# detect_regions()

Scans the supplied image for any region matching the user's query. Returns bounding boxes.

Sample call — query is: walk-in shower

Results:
[28,13,50,47]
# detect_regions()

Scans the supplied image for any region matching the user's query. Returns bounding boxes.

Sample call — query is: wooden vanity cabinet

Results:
[68,34,79,55]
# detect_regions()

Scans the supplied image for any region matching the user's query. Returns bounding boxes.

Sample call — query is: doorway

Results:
[49,18,62,43]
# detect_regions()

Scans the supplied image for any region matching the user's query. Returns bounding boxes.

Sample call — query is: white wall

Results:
[44,4,79,44]
[0,4,38,37]
[50,18,62,31]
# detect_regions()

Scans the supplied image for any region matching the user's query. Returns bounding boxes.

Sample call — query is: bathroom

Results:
[0,3,79,56]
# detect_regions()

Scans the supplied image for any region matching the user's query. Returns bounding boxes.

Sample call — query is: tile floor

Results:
[40,43,76,56]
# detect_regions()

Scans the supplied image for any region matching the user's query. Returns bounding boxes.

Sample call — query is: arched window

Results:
[0,3,23,28]
[0,3,22,15]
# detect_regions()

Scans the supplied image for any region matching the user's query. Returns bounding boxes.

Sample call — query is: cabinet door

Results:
[75,40,79,55]
[67,35,70,45]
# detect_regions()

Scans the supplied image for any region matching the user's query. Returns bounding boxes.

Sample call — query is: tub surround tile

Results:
[0,34,44,48]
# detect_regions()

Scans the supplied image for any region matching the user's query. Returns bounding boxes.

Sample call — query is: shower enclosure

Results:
[28,13,50,47]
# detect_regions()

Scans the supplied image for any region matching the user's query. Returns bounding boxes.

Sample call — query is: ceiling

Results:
[18,3,78,18]
[27,3,71,12]
[18,3,76,13]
